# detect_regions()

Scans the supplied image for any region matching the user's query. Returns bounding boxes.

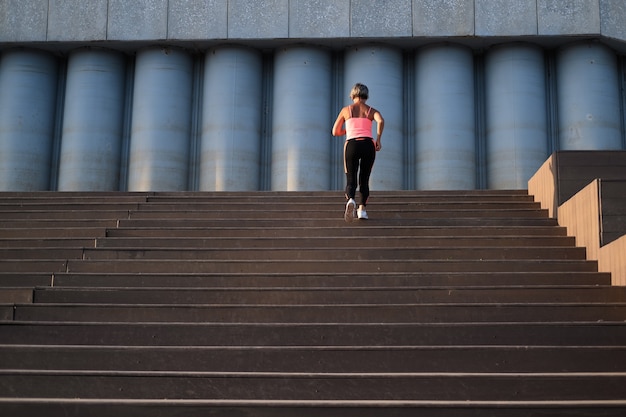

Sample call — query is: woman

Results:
[332,83,384,222]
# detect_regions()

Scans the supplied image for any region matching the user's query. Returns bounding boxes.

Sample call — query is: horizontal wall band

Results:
[1,0,626,51]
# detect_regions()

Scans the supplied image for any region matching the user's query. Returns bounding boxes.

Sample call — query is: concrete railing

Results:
[529,151,626,286]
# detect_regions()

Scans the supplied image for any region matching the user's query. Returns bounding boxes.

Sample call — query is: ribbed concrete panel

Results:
[344,45,404,190]
[57,49,126,191]
[414,44,476,190]
[127,47,193,191]
[271,47,332,191]
[485,44,549,189]
[557,42,622,150]
[0,50,58,191]
[200,47,263,191]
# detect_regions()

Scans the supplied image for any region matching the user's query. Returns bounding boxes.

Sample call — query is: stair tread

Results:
[13,303,626,323]
[3,345,626,372]
[3,321,626,346]
[32,286,626,304]
[1,370,625,401]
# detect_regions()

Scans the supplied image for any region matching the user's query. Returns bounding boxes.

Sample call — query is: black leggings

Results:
[344,139,376,206]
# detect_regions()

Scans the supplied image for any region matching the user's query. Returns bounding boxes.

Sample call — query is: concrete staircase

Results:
[1,190,626,416]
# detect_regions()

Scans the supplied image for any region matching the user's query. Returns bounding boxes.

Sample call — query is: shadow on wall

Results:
[529,151,626,286]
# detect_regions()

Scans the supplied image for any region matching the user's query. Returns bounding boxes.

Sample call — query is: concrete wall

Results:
[2,2,626,192]
[529,152,626,286]
[1,0,626,46]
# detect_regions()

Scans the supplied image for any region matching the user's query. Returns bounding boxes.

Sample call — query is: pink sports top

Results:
[345,105,373,140]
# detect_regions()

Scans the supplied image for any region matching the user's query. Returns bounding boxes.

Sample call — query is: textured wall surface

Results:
[1,1,625,192]
[1,0,626,47]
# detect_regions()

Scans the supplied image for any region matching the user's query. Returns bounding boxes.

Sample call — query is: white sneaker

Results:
[344,198,356,222]
[357,207,368,220]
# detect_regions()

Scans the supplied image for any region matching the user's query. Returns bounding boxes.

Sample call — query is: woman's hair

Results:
[350,83,369,100]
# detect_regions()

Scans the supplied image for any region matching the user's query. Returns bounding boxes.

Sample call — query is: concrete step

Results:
[93,235,577,248]
[3,322,625,346]
[142,190,532,200]
[0,210,132,220]
[32,286,626,305]
[0,289,32,303]
[0,274,53,287]
[47,271,613,288]
[115,217,559,228]
[0,220,116,229]
[0,248,84,260]
[0,260,67,273]
[4,399,626,417]
[60,259,600,274]
[131,201,543,212]
[13,302,626,323]
[0,399,623,417]
[80,246,588,261]
[1,370,625,401]
[106,225,569,238]
[126,208,549,220]
[0,241,586,261]
[0,239,95,248]
[1,259,601,274]
[0,228,108,239]
[5,206,553,221]
[3,345,625,373]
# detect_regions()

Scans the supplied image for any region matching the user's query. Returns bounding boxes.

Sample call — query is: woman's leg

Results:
[357,140,376,206]
[343,140,358,200]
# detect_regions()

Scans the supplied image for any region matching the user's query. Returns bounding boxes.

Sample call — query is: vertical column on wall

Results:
[330,51,345,191]
[271,46,332,191]
[414,44,476,190]
[344,45,404,190]
[557,42,622,150]
[0,50,58,191]
[56,48,126,191]
[127,47,193,191]
[484,44,549,189]
[200,46,263,191]
[620,56,626,149]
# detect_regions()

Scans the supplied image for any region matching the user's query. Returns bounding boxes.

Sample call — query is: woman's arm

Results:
[332,107,347,136]
[373,110,384,151]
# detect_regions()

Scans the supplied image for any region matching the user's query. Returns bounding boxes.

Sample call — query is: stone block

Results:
[351,0,412,37]
[47,0,108,41]
[289,0,349,38]
[476,0,538,36]
[228,0,288,39]
[168,0,227,40]
[107,0,168,41]
[538,0,600,35]
[413,0,474,36]
[600,0,626,42]
[0,0,48,42]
